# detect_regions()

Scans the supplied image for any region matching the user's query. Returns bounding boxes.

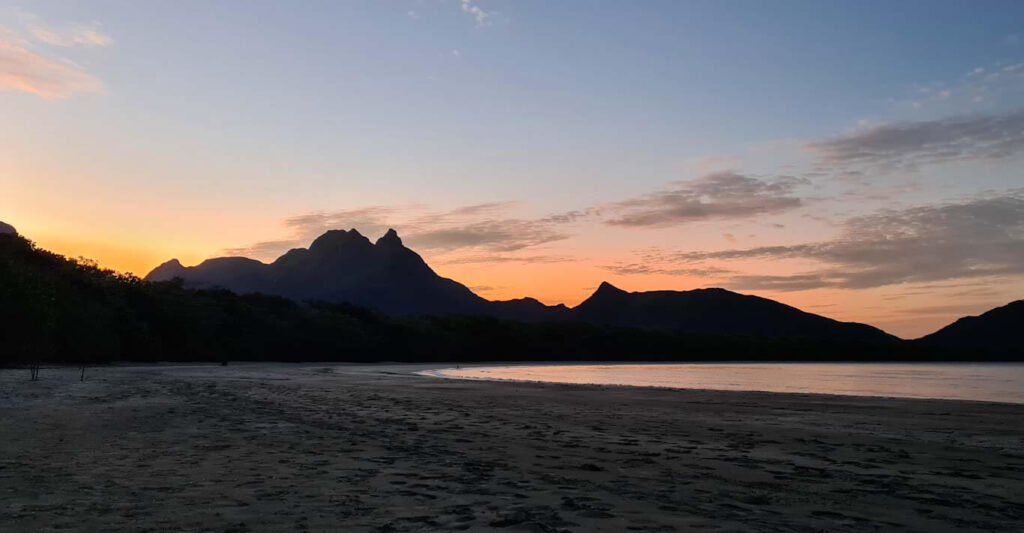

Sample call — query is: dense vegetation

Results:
[0,233,1016,365]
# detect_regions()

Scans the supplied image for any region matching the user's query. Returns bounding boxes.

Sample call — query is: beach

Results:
[1,363,1022,532]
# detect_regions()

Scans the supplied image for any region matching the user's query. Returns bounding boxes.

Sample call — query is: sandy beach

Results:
[1,363,1022,532]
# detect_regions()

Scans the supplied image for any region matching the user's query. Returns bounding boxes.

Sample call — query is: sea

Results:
[422,363,1024,404]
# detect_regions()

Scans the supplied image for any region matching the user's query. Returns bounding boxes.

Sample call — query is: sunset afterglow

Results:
[4,2,1024,338]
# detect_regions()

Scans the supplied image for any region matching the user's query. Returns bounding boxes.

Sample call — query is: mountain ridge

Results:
[145,229,896,343]
[1,222,1020,359]
[573,283,897,343]
[147,228,491,317]
[916,300,1024,353]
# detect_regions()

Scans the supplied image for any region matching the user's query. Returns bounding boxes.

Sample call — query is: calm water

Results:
[424,363,1024,404]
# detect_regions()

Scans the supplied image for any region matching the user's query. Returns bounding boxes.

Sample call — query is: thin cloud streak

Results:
[0,15,110,99]
[0,36,104,98]
[661,191,1024,290]
[410,221,568,252]
[810,109,1024,173]
[28,23,112,47]
[603,171,807,227]
[225,172,809,263]
[225,170,811,263]
[225,203,576,260]
[460,0,491,26]
[602,262,734,277]
[439,254,574,265]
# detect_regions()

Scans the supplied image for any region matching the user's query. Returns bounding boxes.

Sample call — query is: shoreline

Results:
[3,363,1022,531]
[9,359,1024,405]
[418,361,1024,406]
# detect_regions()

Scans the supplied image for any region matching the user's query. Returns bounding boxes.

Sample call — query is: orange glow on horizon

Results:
[28,233,210,278]
[18,230,1011,341]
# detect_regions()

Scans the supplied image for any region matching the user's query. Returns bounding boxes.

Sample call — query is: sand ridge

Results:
[1,363,1022,531]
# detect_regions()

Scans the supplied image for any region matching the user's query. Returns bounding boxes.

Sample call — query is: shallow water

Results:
[424,363,1024,404]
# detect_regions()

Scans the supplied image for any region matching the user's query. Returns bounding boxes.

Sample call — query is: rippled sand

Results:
[2,363,1022,531]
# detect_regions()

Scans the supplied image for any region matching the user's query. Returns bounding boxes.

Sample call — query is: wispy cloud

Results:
[460,0,491,26]
[225,203,576,260]
[894,56,1024,112]
[658,191,1024,290]
[602,171,808,228]
[440,254,574,265]
[285,207,398,242]
[224,207,397,257]
[410,219,568,252]
[0,35,104,98]
[225,172,810,262]
[896,302,1004,316]
[28,22,112,47]
[602,262,733,278]
[810,110,1024,173]
[0,15,111,99]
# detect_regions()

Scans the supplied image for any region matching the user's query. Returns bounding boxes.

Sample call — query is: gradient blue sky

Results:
[3,1,1024,337]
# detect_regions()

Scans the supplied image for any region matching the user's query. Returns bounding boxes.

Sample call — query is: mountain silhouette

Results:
[147,229,898,343]
[0,221,17,236]
[147,229,490,316]
[0,228,928,366]
[3,225,1019,359]
[572,281,897,343]
[488,297,571,322]
[916,300,1024,353]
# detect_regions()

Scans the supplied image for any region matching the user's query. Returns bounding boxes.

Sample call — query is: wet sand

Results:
[1,363,1022,532]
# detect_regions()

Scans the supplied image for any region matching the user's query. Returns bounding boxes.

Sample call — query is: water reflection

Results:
[427,363,1024,404]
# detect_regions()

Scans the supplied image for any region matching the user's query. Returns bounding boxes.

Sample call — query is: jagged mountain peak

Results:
[144,228,488,316]
[375,228,403,248]
[590,281,629,298]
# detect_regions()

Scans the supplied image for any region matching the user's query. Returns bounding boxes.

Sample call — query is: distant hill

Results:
[0,221,17,235]
[147,229,897,344]
[488,297,571,322]
[572,282,898,344]
[916,300,1024,353]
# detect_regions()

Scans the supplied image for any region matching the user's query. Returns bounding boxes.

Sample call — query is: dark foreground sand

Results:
[1,364,1022,532]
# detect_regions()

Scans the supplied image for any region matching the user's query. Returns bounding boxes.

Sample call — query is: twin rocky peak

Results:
[145,228,896,343]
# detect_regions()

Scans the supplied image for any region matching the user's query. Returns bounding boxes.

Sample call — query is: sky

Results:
[2,1,1024,338]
